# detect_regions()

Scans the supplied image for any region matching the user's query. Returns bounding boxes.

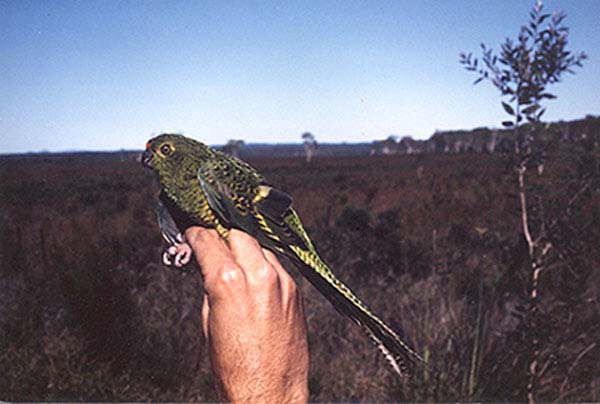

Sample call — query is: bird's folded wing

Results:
[196,159,262,235]
[156,198,183,246]
[196,158,310,250]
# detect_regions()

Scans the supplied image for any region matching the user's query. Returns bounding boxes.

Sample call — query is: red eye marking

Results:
[146,142,151,150]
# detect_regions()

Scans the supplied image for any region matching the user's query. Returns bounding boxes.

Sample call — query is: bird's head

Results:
[142,133,214,180]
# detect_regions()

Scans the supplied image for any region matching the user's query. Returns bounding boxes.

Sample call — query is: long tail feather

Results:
[255,200,430,376]
[285,245,431,376]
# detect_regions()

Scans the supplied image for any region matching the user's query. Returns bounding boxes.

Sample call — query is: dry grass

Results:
[0,148,598,401]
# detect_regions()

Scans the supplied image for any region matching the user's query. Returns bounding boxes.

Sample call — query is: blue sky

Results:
[1,0,599,153]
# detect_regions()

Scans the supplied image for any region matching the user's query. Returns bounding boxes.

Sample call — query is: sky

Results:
[1,0,599,153]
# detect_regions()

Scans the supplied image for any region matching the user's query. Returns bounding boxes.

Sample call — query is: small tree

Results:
[302,132,317,163]
[460,2,587,403]
[223,139,244,158]
[383,135,398,154]
[460,1,586,152]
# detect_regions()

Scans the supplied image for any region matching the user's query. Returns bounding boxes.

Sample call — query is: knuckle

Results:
[205,263,244,294]
[250,262,278,286]
[218,264,244,285]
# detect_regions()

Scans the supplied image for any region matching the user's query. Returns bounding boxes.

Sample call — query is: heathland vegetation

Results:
[1,130,598,401]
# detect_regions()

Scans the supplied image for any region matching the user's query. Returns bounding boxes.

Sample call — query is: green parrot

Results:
[142,133,430,376]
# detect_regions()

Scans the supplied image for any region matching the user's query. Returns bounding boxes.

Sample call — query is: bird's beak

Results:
[141,149,154,169]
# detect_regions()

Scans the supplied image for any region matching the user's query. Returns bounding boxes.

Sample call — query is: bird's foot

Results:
[162,242,192,268]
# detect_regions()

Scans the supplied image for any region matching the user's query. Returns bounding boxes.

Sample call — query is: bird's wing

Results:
[156,198,182,246]
[196,156,310,249]
[196,156,264,232]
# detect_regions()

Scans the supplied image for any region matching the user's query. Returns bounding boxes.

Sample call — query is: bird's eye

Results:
[160,144,172,155]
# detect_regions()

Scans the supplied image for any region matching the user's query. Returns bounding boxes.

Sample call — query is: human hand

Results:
[185,227,309,403]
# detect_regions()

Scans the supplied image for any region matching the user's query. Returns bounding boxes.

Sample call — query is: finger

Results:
[185,227,234,277]
[263,249,292,284]
[185,227,246,300]
[227,229,268,271]
[227,230,282,297]
[201,293,210,339]
[263,249,298,310]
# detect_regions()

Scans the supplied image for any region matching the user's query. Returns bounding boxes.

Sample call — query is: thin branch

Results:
[517,165,535,257]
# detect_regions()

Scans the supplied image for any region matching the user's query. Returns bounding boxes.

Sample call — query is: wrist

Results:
[221,381,308,404]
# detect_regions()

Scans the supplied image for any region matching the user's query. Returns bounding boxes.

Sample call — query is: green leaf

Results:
[537,108,546,119]
[522,104,540,114]
[502,102,515,115]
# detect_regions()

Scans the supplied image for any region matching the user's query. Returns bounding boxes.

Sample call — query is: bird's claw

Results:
[162,242,192,268]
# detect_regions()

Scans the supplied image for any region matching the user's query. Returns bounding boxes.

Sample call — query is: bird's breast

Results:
[180,181,220,228]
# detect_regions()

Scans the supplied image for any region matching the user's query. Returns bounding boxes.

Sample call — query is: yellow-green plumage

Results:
[142,133,430,376]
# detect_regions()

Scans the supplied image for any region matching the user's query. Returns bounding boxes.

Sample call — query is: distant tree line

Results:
[214,116,599,160]
[370,115,599,156]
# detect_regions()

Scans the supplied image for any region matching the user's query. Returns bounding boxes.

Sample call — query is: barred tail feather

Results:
[365,328,404,376]
[286,246,430,376]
